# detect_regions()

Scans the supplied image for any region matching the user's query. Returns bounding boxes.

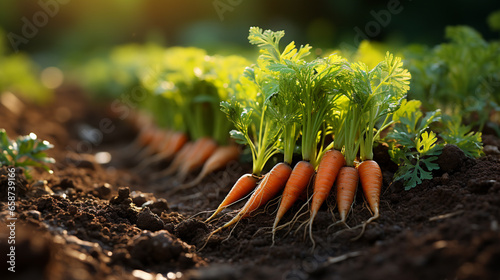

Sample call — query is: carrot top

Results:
[248,27,310,165]
[220,65,282,176]
[351,53,411,162]
[267,52,350,167]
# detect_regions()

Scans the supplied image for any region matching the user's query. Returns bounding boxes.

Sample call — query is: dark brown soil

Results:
[1,88,500,280]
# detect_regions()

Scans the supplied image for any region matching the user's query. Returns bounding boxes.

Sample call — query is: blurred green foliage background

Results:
[1,0,498,62]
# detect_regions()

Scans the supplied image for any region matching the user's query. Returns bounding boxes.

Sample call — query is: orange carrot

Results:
[210,162,292,233]
[357,160,381,219]
[155,130,173,154]
[309,149,345,221]
[152,129,171,154]
[303,149,345,246]
[336,166,359,224]
[171,145,240,192]
[150,141,194,180]
[351,159,382,240]
[205,173,259,222]
[137,128,167,158]
[162,132,188,158]
[273,161,315,233]
[133,132,189,174]
[138,127,156,147]
[166,138,206,176]
[176,137,217,181]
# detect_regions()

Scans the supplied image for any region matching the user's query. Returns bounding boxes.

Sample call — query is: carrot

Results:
[150,141,194,180]
[170,145,240,192]
[136,128,167,159]
[155,130,173,154]
[351,159,382,240]
[205,173,259,222]
[310,150,345,219]
[357,160,381,219]
[336,166,359,224]
[303,149,345,246]
[152,129,172,154]
[272,161,315,236]
[176,137,217,182]
[138,127,156,147]
[162,132,188,159]
[210,162,292,234]
[134,132,189,174]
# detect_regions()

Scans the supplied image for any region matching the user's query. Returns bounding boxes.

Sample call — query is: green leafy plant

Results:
[386,100,443,190]
[220,66,282,177]
[404,26,500,134]
[0,129,55,178]
[386,100,485,190]
[440,115,484,158]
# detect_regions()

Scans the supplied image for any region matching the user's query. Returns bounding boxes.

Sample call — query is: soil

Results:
[1,88,500,280]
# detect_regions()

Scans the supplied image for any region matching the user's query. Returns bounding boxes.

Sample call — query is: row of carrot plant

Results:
[71,26,492,242]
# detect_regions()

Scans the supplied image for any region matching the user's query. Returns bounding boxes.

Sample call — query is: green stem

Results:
[283,123,297,165]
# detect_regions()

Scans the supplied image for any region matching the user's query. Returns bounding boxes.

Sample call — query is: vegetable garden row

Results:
[75,25,495,242]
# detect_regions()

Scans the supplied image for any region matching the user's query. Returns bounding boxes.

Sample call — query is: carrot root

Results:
[272,161,314,242]
[357,160,382,218]
[173,145,240,193]
[351,160,382,241]
[336,166,359,224]
[149,142,195,180]
[306,149,345,247]
[205,173,259,222]
[177,137,217,182]
[214,163,292,232]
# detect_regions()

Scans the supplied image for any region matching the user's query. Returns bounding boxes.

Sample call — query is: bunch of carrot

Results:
[204,27,411,244]
[116,47,254,189]
[88,28,411,245]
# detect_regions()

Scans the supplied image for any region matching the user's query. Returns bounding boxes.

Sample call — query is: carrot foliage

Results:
[386,99,484,190]
[220,66,281,176]
[0,129,55,178]
[386,100,443,190]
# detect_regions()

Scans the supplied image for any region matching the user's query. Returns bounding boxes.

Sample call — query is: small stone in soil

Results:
[483,145,500,155]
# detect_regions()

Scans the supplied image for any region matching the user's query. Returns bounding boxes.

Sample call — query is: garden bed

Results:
[1,88,500,280]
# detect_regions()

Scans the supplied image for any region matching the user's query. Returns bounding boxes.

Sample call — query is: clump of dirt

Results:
[0,166,29,201]
[436,144,468,173]
[124,230,205,271]
[136,207,164,231]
